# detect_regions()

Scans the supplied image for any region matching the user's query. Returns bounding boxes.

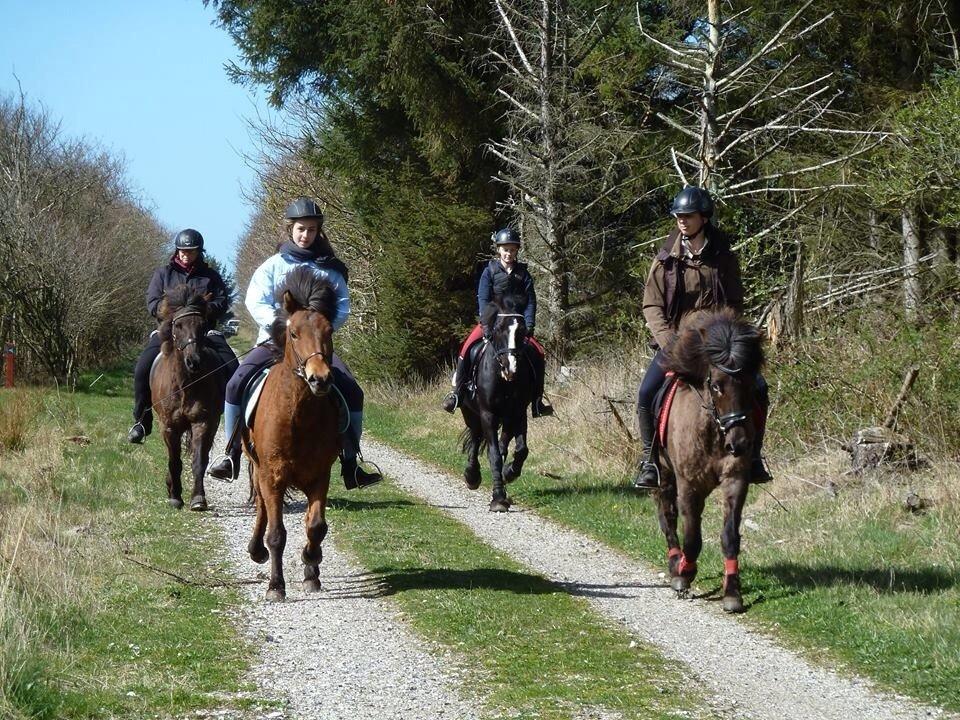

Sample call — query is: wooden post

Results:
[3,343,14,388]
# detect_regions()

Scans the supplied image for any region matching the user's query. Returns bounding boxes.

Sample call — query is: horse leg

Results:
[504,414,529,484]
[656,476,681,579]
[720,477,749,613]
[672,492,705,596]
[188,421,212,511]
[264,487,287,602]
[484,413,510,512]
[462,408,482,490]
[162,426,184,509]
[247,465,269,564]
[302,473,330,593]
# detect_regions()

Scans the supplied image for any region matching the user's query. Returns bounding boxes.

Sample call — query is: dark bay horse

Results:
[150,288,224,510]
[244,267,341,602]
[655,308,764,613]
[459,295,534,512]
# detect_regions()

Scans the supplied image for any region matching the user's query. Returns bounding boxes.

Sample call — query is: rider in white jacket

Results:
[207,197,382,489]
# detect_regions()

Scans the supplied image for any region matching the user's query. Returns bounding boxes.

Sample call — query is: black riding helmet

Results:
[669,186,714,218]
[492,227,521,246]
[284,197,324,224]
[174,228,204,251]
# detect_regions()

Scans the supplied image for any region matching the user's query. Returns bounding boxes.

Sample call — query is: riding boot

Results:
[750,413,773,484]
[441,355,470,414]
[529,349,554,418]
[129,350,155,443]
[341,411,383,490]
[208,402,242,480]
[631,406,660,490]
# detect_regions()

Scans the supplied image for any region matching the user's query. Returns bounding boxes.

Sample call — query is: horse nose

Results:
[307,372,331,396]
[185,355,200,373]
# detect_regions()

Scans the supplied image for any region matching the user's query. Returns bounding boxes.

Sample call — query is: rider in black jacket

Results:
[127,229,238,443]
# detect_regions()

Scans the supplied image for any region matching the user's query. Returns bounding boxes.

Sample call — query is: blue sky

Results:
[0,0,267,270]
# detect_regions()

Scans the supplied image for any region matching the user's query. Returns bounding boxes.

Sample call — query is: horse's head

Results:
[481,295,528,382]
[663,309,764,457]
[159,288,214,375]
[271,267,338,397]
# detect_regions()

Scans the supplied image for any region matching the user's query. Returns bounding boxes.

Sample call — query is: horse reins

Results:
[693,365,750,436]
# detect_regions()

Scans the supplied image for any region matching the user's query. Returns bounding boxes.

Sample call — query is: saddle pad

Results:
[148,351,165,386]
[654,373,681,448]
[242,368,272,427]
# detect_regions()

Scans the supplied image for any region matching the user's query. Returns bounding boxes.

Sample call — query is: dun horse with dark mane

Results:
[459,295,534,512]
[655,308,765,613]
[150,287,224,510]
[244,267,341,602]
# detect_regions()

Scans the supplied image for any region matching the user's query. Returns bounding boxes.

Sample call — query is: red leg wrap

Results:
[724,558,739,576]
[678,554,697,576]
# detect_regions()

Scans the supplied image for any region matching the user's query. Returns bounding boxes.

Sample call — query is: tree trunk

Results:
[867,208,882,253]
[699,0,721,190]
[902,204,922,323]
[783,240,805,339]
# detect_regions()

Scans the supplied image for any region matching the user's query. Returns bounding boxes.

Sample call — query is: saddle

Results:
[653,372,681,449]
[239,362,350,433]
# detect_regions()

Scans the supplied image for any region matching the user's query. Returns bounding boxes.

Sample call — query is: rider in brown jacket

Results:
[633,186,772,489]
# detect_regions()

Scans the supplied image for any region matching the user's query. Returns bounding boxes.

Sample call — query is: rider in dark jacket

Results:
[632,187,771,489]
[441,227,552,418]
[127,229,238,443]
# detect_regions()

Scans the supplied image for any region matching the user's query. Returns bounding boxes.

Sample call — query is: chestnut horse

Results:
[244,267,341,602]
[150,287,224,510]
[655,308,764,613]
[459,294,534,512]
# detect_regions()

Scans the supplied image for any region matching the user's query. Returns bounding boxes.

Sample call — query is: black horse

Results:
[459,295,535,512]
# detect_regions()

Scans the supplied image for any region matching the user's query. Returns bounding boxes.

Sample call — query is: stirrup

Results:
[441,391,460,413]
[208,453,238,482]
[632,460,661,490]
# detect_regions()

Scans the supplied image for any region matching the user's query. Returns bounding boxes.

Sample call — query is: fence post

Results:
[3,343,14,388]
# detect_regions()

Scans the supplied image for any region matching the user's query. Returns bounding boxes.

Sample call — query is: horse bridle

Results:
[286,319,330,383]
[491,313,525,369]
[171,308,205,352]
[695,363,750,436]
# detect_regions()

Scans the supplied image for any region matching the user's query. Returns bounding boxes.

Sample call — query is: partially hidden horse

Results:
[655,308,765,613]
[459,294,535,512]
[244,267,341,602]
[151,287,225,510]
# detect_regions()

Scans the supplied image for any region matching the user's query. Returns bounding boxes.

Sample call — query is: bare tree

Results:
[487,0,640,359]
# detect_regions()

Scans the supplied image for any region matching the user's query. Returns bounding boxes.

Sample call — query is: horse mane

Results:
[268,266,339,352]
[660,308,764,383]
[158,286,209,352]
[481,293,526,336]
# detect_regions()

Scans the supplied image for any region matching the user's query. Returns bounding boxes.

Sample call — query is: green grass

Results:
[0,376,253,719]
[326,480,719,720]
[363,396,960,711]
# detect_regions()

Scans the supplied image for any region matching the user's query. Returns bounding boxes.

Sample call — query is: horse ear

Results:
[282,290,298,314]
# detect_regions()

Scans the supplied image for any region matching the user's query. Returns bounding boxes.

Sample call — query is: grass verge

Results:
[0,375,251,719]
[327,479,720,720]
[363,380,960,711]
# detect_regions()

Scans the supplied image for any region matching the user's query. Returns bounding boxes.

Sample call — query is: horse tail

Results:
[459,426,488,454]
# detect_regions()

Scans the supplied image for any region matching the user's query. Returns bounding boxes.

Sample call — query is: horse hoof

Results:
[303,579,322,593]
[265,588,286,603]
[722,595,745,613]
[249,546,269,564]
[464,467,482,490]
[168,498,184,510]
[504,464,518,483]
[489,499,510,513]
[671,575,690,593]
[189,495,208,511]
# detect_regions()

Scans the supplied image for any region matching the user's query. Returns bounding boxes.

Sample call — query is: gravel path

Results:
[365,438,955,720]
[205,447,481,720]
